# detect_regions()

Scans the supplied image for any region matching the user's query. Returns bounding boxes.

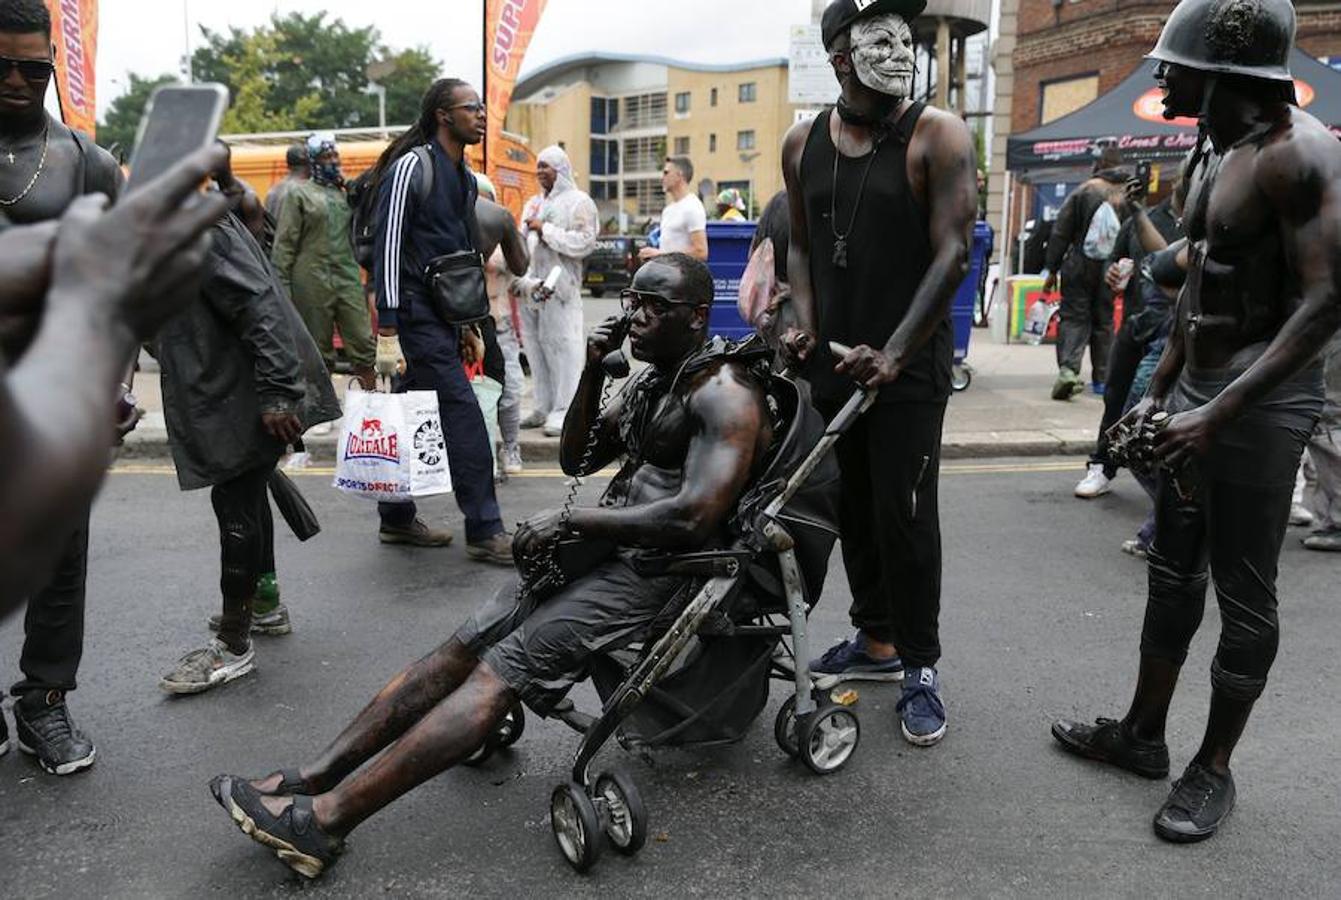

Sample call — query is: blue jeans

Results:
[377,295,505,543]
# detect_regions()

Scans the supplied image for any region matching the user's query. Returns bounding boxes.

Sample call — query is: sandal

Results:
[211,774,343,879]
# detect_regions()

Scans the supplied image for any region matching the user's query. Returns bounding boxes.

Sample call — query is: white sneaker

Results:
[1289,503,1315,527]
[159,640,256,695]
[502,443,523,475]
[1074,464,1112,499]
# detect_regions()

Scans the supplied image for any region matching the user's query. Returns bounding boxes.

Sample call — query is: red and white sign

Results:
[1133,79,1315,126]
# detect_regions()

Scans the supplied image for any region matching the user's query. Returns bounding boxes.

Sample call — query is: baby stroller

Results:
[473,342,874,873]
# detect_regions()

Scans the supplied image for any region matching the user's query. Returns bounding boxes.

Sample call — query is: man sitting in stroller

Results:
[209,252,777,878]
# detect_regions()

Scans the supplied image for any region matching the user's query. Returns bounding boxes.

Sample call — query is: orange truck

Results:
[222,127,539,222]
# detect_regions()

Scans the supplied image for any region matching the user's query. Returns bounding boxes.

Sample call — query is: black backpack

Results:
[348,144,434,271]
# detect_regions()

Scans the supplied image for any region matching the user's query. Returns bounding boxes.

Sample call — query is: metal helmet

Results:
[1146,0,1295,83]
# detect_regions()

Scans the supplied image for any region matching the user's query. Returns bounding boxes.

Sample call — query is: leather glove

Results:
[375,334,404,380]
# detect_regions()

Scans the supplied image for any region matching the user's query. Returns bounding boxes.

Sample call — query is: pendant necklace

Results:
[0,123,50,207]
[829,117,881,269]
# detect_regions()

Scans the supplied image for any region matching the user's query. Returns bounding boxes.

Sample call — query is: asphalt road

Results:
[2,460,1339,898]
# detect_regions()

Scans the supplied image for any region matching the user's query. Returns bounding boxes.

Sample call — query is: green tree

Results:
[97,72,177,159]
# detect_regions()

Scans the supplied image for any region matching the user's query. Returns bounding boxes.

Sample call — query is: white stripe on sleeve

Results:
[382,151,421,311]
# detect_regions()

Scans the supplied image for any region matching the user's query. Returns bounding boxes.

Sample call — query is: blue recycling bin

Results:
[948,220,994,391]
[705,220,757,341]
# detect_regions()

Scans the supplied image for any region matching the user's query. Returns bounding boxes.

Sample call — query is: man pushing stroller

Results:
[208,253,777,878]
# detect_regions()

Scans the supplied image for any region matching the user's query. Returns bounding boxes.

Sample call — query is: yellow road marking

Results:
[110,460,1081,478]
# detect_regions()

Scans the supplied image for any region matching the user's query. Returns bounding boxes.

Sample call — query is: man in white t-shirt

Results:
[640,155,709,262]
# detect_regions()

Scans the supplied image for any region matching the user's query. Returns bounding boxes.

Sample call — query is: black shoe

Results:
[1051,716,1169,779]
[1153,762,1235,843]
[212,775,343,879]
[14,691,97,776]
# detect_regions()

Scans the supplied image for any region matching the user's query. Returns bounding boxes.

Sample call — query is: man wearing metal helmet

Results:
[781,0,978,747]
[1052,0,1341,843]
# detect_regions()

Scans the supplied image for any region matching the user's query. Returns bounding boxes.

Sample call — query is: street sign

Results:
[789,24,837,106]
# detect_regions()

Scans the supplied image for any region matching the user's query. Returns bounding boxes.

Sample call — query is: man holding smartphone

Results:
[0,0,122,776]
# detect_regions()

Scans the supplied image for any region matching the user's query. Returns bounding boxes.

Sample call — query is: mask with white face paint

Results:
[850,13,915,99]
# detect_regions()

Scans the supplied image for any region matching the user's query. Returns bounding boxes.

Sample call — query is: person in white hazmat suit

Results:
[515,145,599,437]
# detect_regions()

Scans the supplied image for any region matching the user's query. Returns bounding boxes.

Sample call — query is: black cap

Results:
[821,0,928,49]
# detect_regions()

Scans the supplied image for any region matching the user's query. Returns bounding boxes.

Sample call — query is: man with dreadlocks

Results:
[209,253,775,878]
[364,78,512,562]
[1052,0,1341,842]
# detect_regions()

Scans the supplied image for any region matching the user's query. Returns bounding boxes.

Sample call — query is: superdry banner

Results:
[46,0,98,138]
[483,0,547,177]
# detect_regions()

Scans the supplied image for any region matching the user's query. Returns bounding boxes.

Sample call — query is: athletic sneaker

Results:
[809,633,904,688]
[502,443,524,476]
[1289,503,1314,527]
[520,411,546,429]
[1074,463,1112,499]
[1050,716,1169,778]
[1153,762,1235,843]
[208,604,293,636]
[283,451,311,471]
[379,517,453,547]
[897,667,947,746]
[212,774,344,879]
[1051,367,1084,401]
[13,691,96,776]
[1120,538,1149,559]
[159,640,256,695]
[1302,530,1341,552]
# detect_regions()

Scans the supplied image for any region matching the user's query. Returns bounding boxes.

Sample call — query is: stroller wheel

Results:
[496,703,526,748]
[551,781,602,873]
[595,769,648,855]
[774,695,800,758]
[799,706,861,775]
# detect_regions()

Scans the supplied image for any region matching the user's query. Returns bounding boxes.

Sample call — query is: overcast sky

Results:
[96,0,819,117]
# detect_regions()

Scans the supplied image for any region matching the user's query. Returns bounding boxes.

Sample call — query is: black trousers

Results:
[9,514,89,699]
[211,465,275,652]
[823,398,947,669]
[1056,257,1113,383]
[1141,412,1311,701]
[1090,319,1146,477]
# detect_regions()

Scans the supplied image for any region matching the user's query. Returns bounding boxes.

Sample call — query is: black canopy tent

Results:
[1007,50,1341,175]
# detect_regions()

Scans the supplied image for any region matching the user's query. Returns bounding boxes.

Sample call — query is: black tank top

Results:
[800,104,951,404]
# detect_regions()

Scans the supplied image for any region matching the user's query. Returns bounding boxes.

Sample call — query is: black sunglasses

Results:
[0,56,54,82]
[445,101,486,115]
[619,289,702,317]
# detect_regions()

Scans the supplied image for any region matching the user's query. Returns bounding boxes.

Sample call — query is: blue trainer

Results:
[896,667,947,746]
[809,633,904,688]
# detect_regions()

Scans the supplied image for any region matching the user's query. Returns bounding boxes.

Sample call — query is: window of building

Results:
[738,82,757,103]
[674,92,691,114]
[673,136,690,156]
[736,130,756,151]
[630,178,666,216]
[623,136,667,173]
[709,133,717,153]
[607,141,620,175]
[710,87,718,106]
[590,180,610,201]
[623,93,668,130]
[590,97,618,135]
[590,139,609,176]
[1039,74,1099,125]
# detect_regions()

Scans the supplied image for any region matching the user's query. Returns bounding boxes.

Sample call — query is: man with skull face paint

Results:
[781,0,978,747]
[1052,0,1341,842]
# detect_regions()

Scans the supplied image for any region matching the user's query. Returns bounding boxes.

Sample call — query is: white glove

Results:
[375,334,404,380]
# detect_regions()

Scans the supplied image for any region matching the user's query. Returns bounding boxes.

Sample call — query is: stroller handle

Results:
[823,342,875,438]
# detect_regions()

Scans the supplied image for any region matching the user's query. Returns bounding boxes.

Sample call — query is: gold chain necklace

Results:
[0,123,50,207]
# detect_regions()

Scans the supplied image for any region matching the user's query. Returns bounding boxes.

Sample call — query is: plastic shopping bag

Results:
[334,389,452,501]
[737,237,777,329]
[1023,296,1061,346]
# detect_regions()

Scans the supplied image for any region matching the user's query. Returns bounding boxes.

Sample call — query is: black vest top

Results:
[800,104,951,404]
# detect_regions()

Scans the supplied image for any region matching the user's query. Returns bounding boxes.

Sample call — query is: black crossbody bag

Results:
[422,173,489,326]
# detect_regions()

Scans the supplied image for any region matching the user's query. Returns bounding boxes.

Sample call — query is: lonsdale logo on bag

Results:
[346,418,399,463]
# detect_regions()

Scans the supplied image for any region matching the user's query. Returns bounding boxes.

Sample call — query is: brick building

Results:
[987,0,1341,265]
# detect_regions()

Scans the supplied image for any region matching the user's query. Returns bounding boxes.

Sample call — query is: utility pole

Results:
[182,0,193,83]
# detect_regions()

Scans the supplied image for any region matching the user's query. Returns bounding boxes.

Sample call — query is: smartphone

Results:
[125,83,229,192]
[1135,160,1152,198]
